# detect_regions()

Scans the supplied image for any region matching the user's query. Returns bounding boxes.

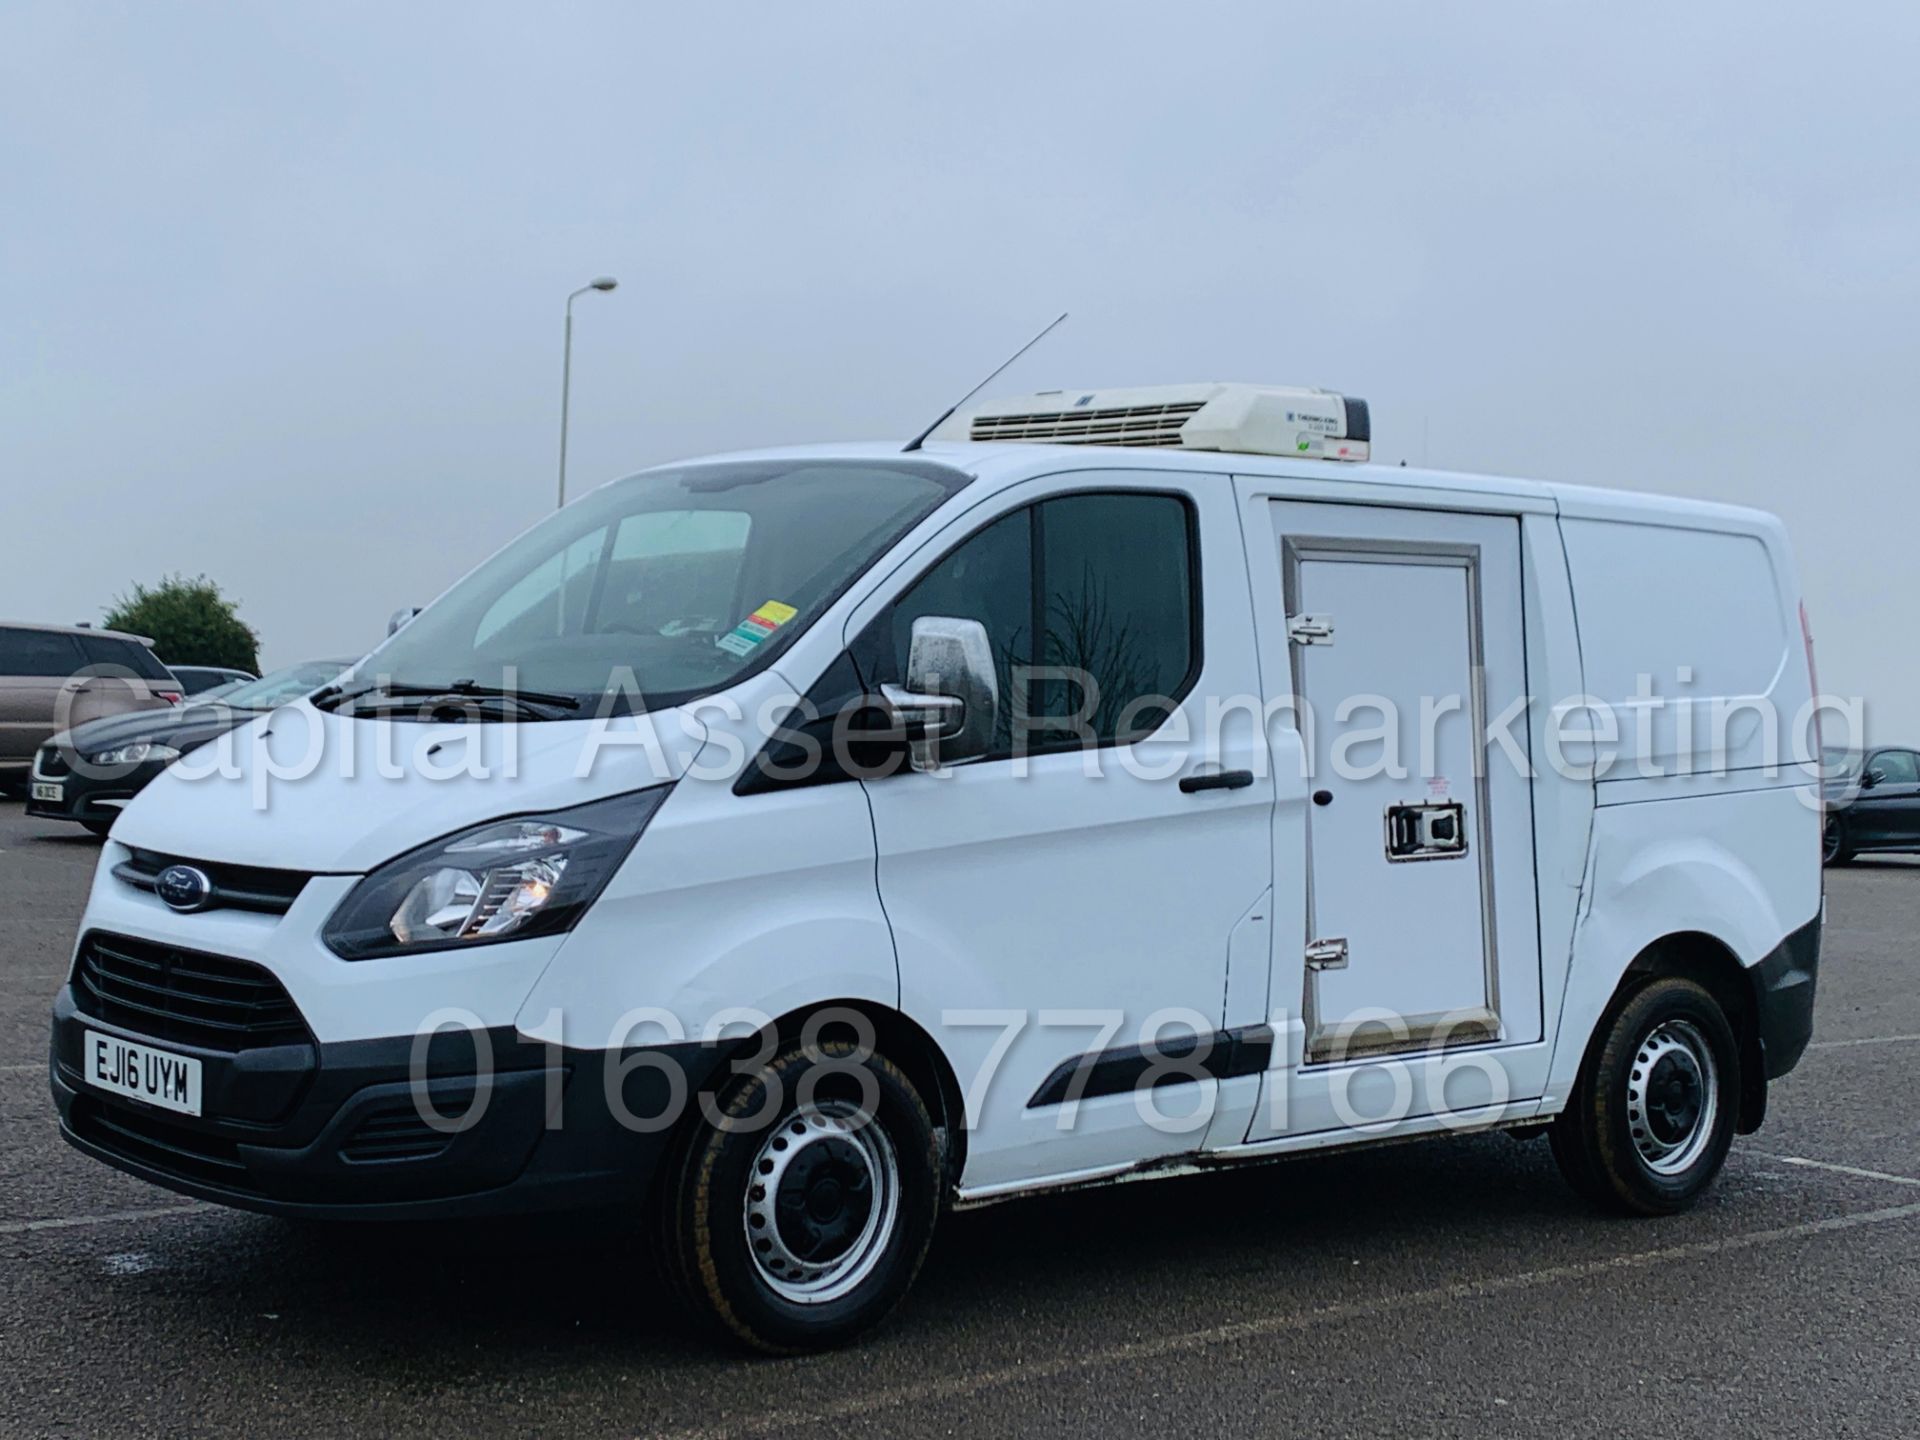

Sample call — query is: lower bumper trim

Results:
[1751,910,1822,1081]
[51,991,737,1221]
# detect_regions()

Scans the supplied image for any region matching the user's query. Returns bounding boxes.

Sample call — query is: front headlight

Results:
[88,742,182,766]
[322,786,671,960]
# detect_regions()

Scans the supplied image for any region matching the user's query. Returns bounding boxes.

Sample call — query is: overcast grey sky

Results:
[4,2,1916,737]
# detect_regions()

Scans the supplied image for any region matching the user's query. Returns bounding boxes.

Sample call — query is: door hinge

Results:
[1305,937,1349,971]
[1287,613,1334,646]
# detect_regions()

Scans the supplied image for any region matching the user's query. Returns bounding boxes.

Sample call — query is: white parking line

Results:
[1754,1154,1920,1188]
[1807,1033,1920,1051]
[0,1203,205,1237]
[0,1063,44,1074]
[656,1200,1920,1440]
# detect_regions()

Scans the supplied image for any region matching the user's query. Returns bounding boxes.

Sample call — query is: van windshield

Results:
[221,660,355,711]
[363,459,968,714]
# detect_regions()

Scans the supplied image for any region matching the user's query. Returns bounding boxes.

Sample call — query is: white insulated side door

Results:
[1244,500,1542,1143]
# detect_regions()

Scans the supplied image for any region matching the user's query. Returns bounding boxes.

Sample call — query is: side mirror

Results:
[1862,768,1885,790]
[387,606,423,637]
[880,616,998,771]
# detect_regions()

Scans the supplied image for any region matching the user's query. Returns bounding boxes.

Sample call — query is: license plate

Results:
[81,1030,202,1117]
[31,782,63,803]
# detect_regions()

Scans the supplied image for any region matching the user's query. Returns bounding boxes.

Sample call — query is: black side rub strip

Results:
[1027,1025,1275,1109]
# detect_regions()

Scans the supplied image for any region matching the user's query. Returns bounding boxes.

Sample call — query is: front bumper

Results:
[22,753,165,827]
[51,985,733,1220]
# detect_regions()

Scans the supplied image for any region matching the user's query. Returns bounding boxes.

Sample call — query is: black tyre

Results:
[1822,813,1854,866]
[82,818,114,838]
[1550,977,1740,1215]
[656,1037,941,1353]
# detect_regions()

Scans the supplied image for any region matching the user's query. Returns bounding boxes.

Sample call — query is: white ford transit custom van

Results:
[50,383,1824,1352]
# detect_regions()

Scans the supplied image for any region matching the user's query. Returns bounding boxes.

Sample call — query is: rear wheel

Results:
[655,1037,941,1353]
[1551,977,1740,1215]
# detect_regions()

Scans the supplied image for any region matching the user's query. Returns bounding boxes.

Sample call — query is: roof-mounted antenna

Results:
[902,311,1069,453]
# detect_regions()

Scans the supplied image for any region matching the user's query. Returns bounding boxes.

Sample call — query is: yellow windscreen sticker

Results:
[718,600,800,657]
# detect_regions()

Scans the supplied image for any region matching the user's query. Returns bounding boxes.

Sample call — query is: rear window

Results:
[77,634,172,681]
[0,627,84,677]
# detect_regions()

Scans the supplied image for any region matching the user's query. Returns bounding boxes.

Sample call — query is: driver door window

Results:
[852,491,1197,759]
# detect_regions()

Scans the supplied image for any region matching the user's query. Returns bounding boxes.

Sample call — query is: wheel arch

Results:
[765,999,970,1192]
[1603,932,1767,1134]
[647,997,970,1205]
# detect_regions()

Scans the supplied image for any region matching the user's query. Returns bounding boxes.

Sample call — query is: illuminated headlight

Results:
[88,742,182,766]
[322,786,671,960]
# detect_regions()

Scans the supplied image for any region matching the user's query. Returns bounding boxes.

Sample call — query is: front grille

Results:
[73,933,311,1052]
[113,848,312,915]
[32,747,71,781]
[339,1103,457,1164]
[971,400,1206,447]
[71,1097,257,1192]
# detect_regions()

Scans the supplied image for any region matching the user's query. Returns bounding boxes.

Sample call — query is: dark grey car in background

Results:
[1822,746,1920,864]
[25,659,354,835]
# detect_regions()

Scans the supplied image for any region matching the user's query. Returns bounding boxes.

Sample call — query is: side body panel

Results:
[1542,498,1821,1110]
[852,469,1276,1192]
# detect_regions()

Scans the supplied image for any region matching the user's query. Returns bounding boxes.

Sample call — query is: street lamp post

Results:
[557,276,619,510]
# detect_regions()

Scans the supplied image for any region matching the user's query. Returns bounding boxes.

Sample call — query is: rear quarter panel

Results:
[1545,494,1820,1108]
[1547,784,1821,1107]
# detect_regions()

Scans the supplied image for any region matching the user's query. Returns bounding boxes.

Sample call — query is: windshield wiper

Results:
[386,679,581,709]
[307,682,376,713]
[311,679,582,720]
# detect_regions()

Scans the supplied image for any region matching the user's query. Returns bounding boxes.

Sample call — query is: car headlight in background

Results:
[87,742,183,767]
[322,786,672,960]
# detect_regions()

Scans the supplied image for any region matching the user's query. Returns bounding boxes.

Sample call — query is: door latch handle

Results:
[1179,769,1256,794]
[1305,937,1349,971]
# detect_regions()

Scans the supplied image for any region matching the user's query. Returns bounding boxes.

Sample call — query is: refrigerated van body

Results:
[49,387,1823,1350]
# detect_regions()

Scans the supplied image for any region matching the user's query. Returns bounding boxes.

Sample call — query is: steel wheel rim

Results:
[1626,1018,1720,1176]
[743,1099,899,1305]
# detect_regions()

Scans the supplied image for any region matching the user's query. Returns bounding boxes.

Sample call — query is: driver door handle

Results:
[1179,769,1255,794]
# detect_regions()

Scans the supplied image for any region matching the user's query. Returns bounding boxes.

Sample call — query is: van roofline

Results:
[603,440,1782,533]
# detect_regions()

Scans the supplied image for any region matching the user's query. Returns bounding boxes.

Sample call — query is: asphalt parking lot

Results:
[1,801,1916,1438]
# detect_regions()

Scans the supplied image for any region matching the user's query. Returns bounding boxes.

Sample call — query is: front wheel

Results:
[655,1037,941,1353]
[1550,977,1740,1215]
[1823,813,1854,866]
